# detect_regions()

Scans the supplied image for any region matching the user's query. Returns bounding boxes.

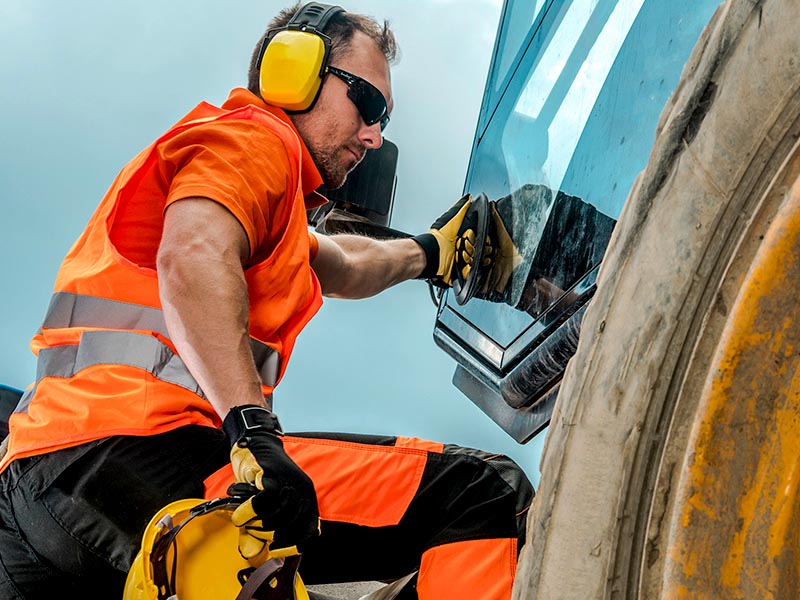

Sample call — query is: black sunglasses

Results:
[327,66,390,132]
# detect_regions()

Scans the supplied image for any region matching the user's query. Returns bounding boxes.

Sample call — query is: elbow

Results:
[314,239,356,298]
[157,248,205,309]
[321,263,379,300]
[157,242,203,293]
[157,238,242,303]
[323,266,379,300]
[319,255,357,299]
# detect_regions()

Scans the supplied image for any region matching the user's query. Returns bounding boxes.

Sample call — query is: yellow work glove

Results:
[412,194,486,288]
[222,405,319,560]
[480,202,523,297]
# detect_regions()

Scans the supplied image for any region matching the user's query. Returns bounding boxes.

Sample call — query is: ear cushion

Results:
[259,29,328,111]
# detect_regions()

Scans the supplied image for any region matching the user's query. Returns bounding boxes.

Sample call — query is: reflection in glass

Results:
[479,184,615,316]
[455,0,721,349]
[492,0,549,101]
[458,184,614,347]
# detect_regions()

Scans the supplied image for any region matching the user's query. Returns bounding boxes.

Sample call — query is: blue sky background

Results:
[0,0,544,482]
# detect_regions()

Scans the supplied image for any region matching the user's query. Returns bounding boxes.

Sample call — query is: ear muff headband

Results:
[258,3,345,112]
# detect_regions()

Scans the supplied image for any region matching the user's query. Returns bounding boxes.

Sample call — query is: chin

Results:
[322,168,350,190]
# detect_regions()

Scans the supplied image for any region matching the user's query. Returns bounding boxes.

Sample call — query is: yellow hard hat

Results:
[123,497,309,600]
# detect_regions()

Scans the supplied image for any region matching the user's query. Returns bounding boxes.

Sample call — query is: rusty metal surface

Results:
[663,154,800,599]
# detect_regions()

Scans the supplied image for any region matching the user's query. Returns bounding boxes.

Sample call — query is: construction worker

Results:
[0,3,533,599]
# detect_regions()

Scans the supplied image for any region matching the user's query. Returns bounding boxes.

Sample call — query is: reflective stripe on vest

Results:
[16,329,206,414]
[30,292,280,405]
[41,291,171,337]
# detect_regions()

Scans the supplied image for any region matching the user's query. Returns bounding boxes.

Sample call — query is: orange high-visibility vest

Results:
[0,96,323,472]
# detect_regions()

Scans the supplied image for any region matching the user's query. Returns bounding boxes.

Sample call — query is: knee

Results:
[480,453,534,543]
[434,448,534,544]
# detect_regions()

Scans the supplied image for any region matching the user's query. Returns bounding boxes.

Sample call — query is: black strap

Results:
[222,405,283,446]
[286,3,344,33]
[151,497,244,599]
[234,555,303,600]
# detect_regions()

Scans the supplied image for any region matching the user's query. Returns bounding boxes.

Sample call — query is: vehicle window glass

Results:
[452,0,721,351]
[490,0,549,101]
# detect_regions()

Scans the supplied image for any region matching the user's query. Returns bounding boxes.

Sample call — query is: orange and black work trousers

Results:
[0,427,534,600]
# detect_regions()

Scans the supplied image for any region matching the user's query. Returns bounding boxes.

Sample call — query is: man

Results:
[0,3,532,599]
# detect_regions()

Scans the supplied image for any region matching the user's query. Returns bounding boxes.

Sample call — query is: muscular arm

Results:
[157,197,267,418]
[311,233,427,299]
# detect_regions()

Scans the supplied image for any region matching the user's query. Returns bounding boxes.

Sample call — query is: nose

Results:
[357,121,383,150]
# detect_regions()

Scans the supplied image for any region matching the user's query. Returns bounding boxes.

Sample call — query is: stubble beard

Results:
[310,141,351,190]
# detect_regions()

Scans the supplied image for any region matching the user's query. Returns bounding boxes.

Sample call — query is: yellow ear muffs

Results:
[258,3,344,112]
[259,29,329,111]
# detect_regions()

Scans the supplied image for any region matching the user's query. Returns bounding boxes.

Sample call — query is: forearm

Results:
[158,241,266,419]
[313,234,426,299]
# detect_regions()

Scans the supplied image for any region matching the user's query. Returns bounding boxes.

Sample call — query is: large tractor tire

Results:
[513,0,800,598]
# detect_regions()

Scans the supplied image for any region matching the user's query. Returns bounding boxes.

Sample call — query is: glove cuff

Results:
[411,233,440,280]
[222,405,283,447]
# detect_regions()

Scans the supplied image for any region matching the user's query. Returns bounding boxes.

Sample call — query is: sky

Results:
[0,0,544,482]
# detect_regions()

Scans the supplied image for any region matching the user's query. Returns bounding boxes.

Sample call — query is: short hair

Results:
[247,2,398,96]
